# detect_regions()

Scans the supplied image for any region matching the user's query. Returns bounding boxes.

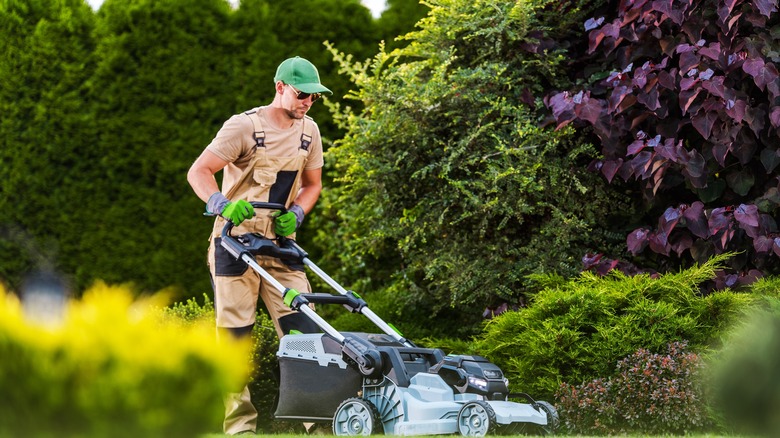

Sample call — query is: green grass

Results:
[202,434,739,437]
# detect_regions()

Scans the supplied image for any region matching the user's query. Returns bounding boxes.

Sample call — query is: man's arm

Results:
[293,167,322,214]
[187,149,230,202]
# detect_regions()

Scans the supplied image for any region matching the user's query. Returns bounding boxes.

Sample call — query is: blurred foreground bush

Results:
[709,296,780,436]
[0,282,250,438]
[165,294,291,433]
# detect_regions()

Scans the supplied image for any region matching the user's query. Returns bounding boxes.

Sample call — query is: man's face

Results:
[281,83,318,120]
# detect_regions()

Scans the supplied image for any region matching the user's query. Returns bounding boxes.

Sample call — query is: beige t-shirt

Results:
[206,106,324,194]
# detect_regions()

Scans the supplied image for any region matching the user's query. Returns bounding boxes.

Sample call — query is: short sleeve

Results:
[206,113,254,163]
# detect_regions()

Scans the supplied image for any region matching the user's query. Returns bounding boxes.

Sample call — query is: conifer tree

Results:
[81,0,236,295]
[0,0,96,288]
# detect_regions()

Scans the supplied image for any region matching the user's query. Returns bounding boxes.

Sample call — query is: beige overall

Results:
[209,109,314,435]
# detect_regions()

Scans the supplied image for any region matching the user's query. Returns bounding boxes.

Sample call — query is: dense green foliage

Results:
[0,283,249,438]
[375,0,429,51]
[0,0,97,291]
[472,255,754,399]
[81,0,237,294]
[548,0,780,281]
[0,0,420,303]
[314,0,638,338]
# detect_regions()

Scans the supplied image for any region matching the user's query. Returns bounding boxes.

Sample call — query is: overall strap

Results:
[246,109,313,151]
[244,109,265,148]
[300,115,314,151]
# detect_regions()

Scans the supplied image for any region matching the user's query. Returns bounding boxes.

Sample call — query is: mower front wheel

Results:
[332,397,381,436]
[457,400,496,436]
[535,400,560,435]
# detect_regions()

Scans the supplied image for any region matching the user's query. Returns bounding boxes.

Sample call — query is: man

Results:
[187,56,331,435]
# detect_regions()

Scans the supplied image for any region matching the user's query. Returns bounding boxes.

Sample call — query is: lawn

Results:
[202,434,738,437]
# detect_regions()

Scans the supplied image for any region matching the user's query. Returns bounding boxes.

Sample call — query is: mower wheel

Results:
[332,397,381,436]
[457,400,496,436]
[535,400,560,435]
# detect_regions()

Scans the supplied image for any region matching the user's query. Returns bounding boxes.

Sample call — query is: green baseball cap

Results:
[274,56,332,95]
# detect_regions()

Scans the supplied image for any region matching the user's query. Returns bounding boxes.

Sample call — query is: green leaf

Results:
[760,148,780,173]
[696,178,726,203]
[726,168,755,196]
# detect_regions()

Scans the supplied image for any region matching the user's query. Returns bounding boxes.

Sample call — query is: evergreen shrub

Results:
[472,255,754,399]
[556,341,714,435]
[163,293,215,323]
[0,282,250,438]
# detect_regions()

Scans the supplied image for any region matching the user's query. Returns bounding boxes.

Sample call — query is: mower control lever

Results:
[249,201,287,211]
[221,232,305,263]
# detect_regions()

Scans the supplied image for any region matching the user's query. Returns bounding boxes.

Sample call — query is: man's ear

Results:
[275,81,286,95]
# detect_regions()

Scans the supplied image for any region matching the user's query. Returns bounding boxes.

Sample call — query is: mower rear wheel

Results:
[332,397,381,436]
[457,400,496,436]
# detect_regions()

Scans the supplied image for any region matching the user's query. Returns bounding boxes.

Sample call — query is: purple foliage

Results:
[546,0,780,283]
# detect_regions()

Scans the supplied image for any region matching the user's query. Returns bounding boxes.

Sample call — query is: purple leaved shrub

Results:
[547,0,780,284]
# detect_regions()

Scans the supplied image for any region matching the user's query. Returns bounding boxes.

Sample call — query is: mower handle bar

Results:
[289,239,411,346]
[217,201,413,347]
[219,202,306,264]
[220,201,286,236]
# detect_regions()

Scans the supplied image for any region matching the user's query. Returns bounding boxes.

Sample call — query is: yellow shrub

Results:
[0,282,250,438]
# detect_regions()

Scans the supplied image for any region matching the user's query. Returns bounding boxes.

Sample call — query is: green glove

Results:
[273,211,297,237]
[272,205,304,237]
[221,200,255,226]
[206,193,255,225]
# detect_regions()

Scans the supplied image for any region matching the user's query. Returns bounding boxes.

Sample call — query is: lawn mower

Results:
[220,202,559,436]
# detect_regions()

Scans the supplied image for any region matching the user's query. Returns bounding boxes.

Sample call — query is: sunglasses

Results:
[287,84,322,102]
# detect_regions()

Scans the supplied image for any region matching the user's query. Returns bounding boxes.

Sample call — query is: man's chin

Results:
[286,109,307,120]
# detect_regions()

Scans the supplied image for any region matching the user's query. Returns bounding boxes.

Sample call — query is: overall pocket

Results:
[213,237,249,277]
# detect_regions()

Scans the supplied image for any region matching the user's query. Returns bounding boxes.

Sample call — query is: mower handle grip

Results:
[220,201,287,236]
[249,201,286,211]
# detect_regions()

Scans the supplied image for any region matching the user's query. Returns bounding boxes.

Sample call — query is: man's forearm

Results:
[293,183,322,214]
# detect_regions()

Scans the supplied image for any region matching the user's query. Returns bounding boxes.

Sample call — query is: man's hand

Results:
[206,193,255,226]
[221,200,255,226]
[273,205,305,237]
